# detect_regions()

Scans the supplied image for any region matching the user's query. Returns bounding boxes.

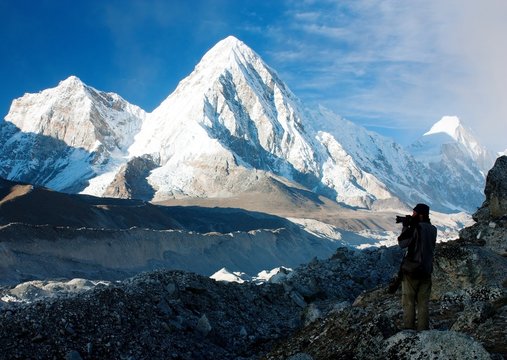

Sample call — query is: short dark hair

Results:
[413,203,430,216]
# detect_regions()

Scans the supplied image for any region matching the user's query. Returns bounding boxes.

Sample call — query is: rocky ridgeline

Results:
[0,157,506,359]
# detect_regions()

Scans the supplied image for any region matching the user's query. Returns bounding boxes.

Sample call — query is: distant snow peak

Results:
[59,75,84,87]
[424,116,462,139]
[419,115,494,167]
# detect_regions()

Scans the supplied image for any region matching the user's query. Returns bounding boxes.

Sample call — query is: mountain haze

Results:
[0,36,496,212]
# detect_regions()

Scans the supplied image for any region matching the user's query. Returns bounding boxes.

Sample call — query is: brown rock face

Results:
[103,156,158,200]
[460,155,507,256]
[474,155,507,221]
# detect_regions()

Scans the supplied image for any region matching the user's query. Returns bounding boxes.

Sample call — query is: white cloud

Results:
[429,0,507,152]
[264,0,507,151]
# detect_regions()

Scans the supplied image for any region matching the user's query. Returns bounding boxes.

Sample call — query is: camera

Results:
[396,215,412,226]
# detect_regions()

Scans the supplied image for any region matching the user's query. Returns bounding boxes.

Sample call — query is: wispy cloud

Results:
[300,24,349,40]
[257,0,507,150]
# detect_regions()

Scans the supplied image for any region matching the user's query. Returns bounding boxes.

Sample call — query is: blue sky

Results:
[1,0,506,151]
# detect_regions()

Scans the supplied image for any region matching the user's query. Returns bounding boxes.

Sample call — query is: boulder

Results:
[460,155,507,256]
[474,155,507,221]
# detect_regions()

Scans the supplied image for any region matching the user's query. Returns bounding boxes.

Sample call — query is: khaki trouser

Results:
[401,273,432,331]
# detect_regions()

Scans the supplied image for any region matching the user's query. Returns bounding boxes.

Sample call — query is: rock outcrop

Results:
[459,155,507,256]
[103,155,158,200]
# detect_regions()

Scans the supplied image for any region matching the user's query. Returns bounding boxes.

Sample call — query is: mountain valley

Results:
[0,156,505,359]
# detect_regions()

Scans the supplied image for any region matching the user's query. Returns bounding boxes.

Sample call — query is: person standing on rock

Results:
[397,203,437,331]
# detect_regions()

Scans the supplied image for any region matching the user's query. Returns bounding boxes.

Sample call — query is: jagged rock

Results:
[450,301,495,332]
[196,314,212,336]
[460,155,507,256]
[303,303,322,326]
[474,156,507,221]
[239,326,247,337]
[281,246,402,305]
[103,155,158,200]
[431,241,507,299]
[266,305,399,360]
[65,350,83,360]
[288,354,313,360]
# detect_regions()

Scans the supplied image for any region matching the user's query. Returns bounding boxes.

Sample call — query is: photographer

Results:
[397,203,437,331]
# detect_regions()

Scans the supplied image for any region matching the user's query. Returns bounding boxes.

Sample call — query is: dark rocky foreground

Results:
[0,271,301,359]
[265,157,507,360]
[0,156,506,359]
[0,246,402,360]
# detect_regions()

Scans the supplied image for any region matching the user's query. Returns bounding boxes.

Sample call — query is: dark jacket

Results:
[398,221,437,277]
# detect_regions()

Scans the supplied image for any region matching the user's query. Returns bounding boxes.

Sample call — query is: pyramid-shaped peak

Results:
[213,35,250,52]
[58,75,85,87]
[424,116,462,138]
[54,76,90,96]
[198,36,261,69]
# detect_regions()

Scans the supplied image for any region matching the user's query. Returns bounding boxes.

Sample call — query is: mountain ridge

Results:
[0,36,496,212]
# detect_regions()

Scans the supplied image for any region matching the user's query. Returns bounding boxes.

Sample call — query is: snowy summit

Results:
[424,116,462,139]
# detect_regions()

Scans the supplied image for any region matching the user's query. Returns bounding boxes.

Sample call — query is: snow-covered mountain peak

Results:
[208,35,248,55]
[167,35,278,100]
[421,116,486,161]
[424,116,462,140]
[58,75,85,89]
[5,76,144,152]
[197,35,258,70]
[1,76,146,192]
[130,35,317,188]
[0,37,494,213]
[410,115,495,178]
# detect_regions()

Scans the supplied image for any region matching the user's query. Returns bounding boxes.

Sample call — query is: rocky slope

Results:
[1,157,505,359]
[266,156,507,359]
